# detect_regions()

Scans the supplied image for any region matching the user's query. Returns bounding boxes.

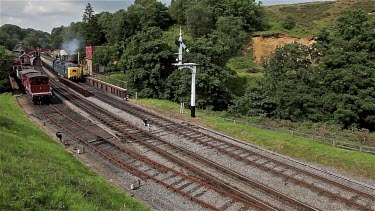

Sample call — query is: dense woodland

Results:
[0,25,51,50]
[0,0,374,131]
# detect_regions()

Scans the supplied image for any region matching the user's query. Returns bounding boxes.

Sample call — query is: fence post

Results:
[291,130,294,136]
[332,140,336,147]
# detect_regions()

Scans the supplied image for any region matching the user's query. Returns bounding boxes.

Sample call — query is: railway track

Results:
[69,95,315,210]
[37,78,285,210]
[37,103,236,210]
[34,62,374,210]
[82,83,375,211]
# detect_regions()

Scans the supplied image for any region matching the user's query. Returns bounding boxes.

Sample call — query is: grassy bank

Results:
[261,0,375,38]
[0,93,150,210]
[136,98,375,180]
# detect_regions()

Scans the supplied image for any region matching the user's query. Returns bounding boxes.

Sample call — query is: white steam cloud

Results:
[61,39,81,54]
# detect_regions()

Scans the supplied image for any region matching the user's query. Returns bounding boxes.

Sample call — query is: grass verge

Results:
[136,98,375,180]
[0,93,150,210]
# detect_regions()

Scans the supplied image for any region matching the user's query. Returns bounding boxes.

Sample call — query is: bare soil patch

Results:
[252,34,316,63]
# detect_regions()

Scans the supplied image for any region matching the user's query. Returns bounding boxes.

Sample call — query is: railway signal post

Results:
[173,28,198,118]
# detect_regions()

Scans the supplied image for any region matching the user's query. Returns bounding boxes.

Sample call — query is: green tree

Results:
[240,10,375,130]
[133,0,154,5]
[108,10,129,44]
[118,27,174,97]
[62,22,83,41]
[130,0,172,30]
[169,0,193,24]
[23,32,39,49]
[185,1,215,37]
[281,16,296,30]
[0,24,22,40]
[51,26,64,50]
[213,0,267,31]
[0,24,50,50]
[229,78,276,117]
[263,42,322,121]
[317,10,375,129]
[142,0,172,29]
[81,4,104,46]
[214,16,247,57]
[0,45,13,92]
[0,31,10,48]
[92,46,118,71]
[36,31,51,49]
[97,12,114,44]
[82,3,94,23]
[164,32,239,110]
[111,8,142,44]
[164,61,235,111]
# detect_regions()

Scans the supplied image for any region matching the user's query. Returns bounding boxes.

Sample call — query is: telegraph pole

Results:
[173,28,198,117]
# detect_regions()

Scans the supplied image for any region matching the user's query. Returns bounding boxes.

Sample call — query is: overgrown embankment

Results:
[247,0,375,63]
[0,93,150,210]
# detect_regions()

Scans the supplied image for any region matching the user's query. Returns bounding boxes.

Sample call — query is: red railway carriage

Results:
[18,69,38,85]
[19,68,52,103]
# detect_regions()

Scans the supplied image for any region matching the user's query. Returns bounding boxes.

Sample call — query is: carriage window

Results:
[41,78,49,84]
[30,77,48,85]
[30,79,37,85]
[72,69,77,72]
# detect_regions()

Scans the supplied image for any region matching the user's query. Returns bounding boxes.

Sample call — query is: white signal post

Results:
[173,28,198,117]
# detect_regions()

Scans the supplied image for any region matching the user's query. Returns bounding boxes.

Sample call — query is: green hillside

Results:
[229,0,374,74]
[0,94,150,210]
[260,0,375,37]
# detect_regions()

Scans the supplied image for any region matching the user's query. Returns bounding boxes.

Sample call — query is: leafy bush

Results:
[281,16,296,30]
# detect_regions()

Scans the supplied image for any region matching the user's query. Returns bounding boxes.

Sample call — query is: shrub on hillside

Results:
[281,16,296,30]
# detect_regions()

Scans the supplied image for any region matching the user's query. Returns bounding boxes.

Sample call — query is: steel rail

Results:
[90,90,374,210]
[52,87,316,210]
[52,92,277,211]
[36,104,221,211]
[45,83,277,211]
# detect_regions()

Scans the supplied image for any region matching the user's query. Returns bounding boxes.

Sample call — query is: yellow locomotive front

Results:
[66,64,82,81]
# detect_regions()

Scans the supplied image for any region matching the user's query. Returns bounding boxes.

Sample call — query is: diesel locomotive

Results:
[40,53,82,81]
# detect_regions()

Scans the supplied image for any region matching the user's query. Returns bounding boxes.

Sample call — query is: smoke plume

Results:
[61,38,81,54]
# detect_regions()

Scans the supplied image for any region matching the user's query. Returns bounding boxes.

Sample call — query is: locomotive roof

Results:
[20,69,38,75]
[40,53,56,60]
[26,72,48,79]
